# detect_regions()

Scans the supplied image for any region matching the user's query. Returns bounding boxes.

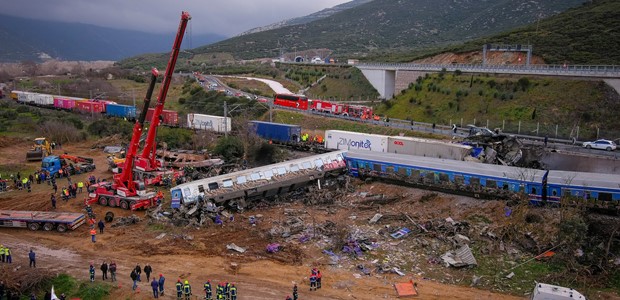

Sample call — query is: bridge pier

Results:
[360,69,396,99]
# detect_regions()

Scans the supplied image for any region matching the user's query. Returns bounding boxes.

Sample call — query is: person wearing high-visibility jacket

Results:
[90,228,97,243]
[0,245,5,263]
[175,279,183,300]
[204,280,212,300]
[230,283,237,300]
[183,280,191,300]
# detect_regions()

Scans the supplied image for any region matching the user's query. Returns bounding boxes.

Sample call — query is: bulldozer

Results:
[26,137,52,162]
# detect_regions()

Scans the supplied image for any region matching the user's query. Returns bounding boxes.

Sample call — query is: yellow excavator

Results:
[26,137,52,161]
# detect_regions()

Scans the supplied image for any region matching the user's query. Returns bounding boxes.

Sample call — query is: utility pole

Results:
[224,101,228,137]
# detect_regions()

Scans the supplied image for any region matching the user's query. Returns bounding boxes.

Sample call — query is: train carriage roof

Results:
[344,151,620,190]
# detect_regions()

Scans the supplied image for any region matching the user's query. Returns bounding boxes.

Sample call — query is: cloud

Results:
[1,0,350,37]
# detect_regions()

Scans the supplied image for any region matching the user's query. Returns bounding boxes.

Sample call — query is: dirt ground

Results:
[0,138,615,300]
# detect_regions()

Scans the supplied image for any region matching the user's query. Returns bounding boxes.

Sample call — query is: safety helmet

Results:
[207,280,210,283]
[178,279,181,282]
[185,280,189,284]
[159,273,163,277]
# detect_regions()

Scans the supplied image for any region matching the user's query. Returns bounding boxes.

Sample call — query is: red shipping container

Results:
[53,97,80,110]
[146,108,178,126]
[75,101,105,114]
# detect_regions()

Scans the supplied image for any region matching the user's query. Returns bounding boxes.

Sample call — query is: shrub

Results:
[213,136,244,162]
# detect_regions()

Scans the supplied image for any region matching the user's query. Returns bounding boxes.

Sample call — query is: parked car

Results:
[582,139,617,151]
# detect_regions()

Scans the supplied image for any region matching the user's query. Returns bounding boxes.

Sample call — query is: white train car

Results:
[30,93,55,107]
[324,130,388,152]
[387,136,472,160]
[15,91,32,103]
[187,113,231,133]
[170,150,347,208]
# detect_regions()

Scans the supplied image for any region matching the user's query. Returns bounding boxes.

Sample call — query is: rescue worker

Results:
[316,135,324,144]
[5,246,11,263]
[225,282,231,300]
[100,261,108,280]
[158,273,165,296]
[89,263,95,282]
[230,283,237,300]
[183,280,192,300]
[0,245,5,263]
[78,181,84,193]
[90,227,97,243]
[204,280,212,300]
[309,272,317,291]
[317,270,322,289]
[293,284,298,300]
[98,219,105,234]
[130,269,138,291]
[151,277,160,298]
[51,193,56,209]
[144,263,153,281]
[175,279,183,300]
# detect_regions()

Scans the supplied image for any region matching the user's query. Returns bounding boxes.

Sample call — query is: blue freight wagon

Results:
[249,121,301,143]
[105,103,136,120]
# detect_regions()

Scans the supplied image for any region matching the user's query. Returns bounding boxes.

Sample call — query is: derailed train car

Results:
[170,150,347,209]
[344,150,620,209]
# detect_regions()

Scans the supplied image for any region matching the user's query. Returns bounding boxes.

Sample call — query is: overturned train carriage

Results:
[170,150,347,209]
[344,151,620,211]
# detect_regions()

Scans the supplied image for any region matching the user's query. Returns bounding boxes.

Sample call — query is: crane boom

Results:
[138,11,191,171]
[116,68,159,192]
[86,11,191,211]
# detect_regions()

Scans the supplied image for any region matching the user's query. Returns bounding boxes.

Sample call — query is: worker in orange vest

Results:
[90,227,97,243]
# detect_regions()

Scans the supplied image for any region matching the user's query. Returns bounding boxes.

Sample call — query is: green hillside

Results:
[430,0,620,64]
[376,71,620,140]
[119,0,584,67]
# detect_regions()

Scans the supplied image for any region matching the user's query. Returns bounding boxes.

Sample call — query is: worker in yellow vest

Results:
[0,245,5,262]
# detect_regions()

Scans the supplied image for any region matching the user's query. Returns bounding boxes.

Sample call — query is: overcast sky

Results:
[1,0,351,36]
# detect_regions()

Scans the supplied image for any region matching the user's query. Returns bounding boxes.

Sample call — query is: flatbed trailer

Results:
[0,210,86,232]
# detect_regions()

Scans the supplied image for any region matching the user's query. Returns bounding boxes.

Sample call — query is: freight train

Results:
[344,150,620,210]
[8,90,214,130]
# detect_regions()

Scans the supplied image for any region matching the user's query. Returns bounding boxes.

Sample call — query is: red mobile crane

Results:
[86,11,191,210]
[133,12,191,182]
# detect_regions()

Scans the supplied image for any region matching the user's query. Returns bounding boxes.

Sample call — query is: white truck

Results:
[324,130,388,152]
[531,282,586,300]
[187,113,231,133]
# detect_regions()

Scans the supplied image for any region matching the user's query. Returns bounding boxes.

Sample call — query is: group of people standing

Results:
[129,263,166,298]
[88,260,117,283]
[0,245,12,264]
[200,280,237,300]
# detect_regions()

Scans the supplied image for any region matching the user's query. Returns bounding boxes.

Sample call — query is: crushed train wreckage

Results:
[169,151,347,213]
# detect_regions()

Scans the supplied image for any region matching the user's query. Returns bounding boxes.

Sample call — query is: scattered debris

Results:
[110,214,141,227]
[266,243,281,253]
[441,244,477,268]
[535,250,556,260]
[471,275,481,287]
[505,272,515,279]
[155,233,167,240]
[390,227,411,239]
[392,267,406,276]
[357,265,371,276]
[226,243,247,253]
[394,280,418,297]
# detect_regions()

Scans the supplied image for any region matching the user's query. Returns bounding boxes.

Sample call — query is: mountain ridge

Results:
[0,14,226,62]
[238,0,374,36]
